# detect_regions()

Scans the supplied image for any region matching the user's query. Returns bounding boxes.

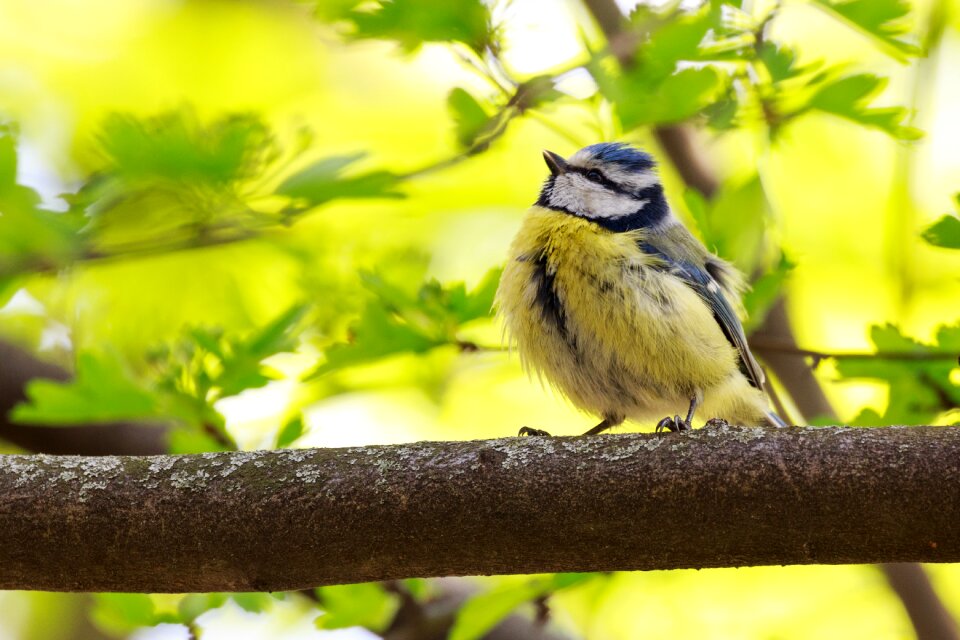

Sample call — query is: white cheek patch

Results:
[583,190,645,219]
[548,173,645,220]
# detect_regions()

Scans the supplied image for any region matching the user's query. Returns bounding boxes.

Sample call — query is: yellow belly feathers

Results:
[496,207,767,425]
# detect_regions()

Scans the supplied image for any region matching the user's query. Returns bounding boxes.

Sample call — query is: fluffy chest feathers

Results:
[496,206,738,419]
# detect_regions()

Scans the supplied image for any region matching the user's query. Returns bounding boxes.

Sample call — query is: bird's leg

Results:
[581,415,623,436]
[682,395,700,430]
[655,395,701,433]
[518,426,552,437]
[521,415,623,437]
[655,416,680,433]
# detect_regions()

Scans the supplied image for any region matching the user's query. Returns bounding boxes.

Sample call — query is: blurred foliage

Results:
[12,351,157,425]
[318,0,497,54]
[1,0,959,637]
[922,193,960,248]
[450,573,599,640]
[810,0,920,59]
[309,267,500,377]
[314,583,399,632]
[839,323,960,425]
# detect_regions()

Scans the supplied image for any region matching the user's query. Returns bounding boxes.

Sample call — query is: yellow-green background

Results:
[1,0,960,638]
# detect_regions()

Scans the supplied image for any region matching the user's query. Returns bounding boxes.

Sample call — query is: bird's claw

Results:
[655,415,692,434]
[518,426,552,437]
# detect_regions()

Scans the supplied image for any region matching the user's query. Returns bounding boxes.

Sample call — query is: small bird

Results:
[495,143,785,435]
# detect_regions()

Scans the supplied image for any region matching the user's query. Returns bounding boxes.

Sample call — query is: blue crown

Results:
[582,142,655,173]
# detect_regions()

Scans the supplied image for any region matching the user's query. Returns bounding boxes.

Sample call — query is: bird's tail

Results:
[765,410,789,428]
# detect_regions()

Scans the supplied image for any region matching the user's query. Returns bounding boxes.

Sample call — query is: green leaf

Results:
[758,42,816,82]
[810,73,882,111]
[455,267,502,322]
[686,175,769,272]
[278,155,403,206]
[922,213,960,249]
[97,110,274,186]
[631,4,715,73]
[12,352,158,425]
[0,125,42,209]
[615,66,726,129]
[91,594,168,636]
[511,75,564,112]
[167,423,233,455]
[811,0,919,60]
[0,127,85,277]
[76,109,303,253]
[451,574,596,640]
[275,414,306,448]
[309,271,500,377]
[849,407,886,426]
[311,303,438,377]
[934,324,960,353]
[448,88,493,148]
[232,592,276,614]
[315,583,398,632]
[347,0,495,54]
[177,594,229,624]
[743,255,794,332]
[157,304,307,408]
[808,73,921,140]
[233,304,308,362]
[312,0,364,22]
[596,3,730,130]
[704,92,739,131]
[834,324,960,424]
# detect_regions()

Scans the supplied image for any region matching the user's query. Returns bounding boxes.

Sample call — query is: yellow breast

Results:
[496,206,739,420]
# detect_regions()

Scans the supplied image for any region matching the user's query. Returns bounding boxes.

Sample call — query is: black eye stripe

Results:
[570,166,634,197]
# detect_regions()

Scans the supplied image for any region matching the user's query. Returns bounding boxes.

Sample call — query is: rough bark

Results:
[1,425,958,593]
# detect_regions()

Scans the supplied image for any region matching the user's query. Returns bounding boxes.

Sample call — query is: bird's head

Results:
[536,142,669,232]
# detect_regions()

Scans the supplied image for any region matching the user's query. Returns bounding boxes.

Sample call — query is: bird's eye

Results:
[585,169,603,182]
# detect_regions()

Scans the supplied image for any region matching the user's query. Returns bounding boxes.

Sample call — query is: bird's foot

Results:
[703,417,729,429]
[655,415,692,434]
[518,426,552,437]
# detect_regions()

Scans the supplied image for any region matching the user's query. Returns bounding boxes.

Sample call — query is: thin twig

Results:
[749,339,960,363]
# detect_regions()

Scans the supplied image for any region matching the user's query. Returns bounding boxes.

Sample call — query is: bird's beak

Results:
[542,150,569,176]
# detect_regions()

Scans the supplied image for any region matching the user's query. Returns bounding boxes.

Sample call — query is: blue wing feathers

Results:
[638,242,766,390]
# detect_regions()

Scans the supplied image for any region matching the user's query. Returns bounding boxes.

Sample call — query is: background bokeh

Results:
[1,0,960,638]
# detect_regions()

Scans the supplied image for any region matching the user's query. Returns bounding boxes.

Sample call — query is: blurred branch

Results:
[383,578,569,640]
[883,563,960,640]
[396,102,518,181]
[0,340,169,456]
[3,425,960,592]
[749,299,841,421]
[580,0,721,197]
[749,337,960,365]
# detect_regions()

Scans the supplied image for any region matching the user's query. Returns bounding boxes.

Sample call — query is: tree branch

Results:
[882,563,960,640]
[2,425,959,593]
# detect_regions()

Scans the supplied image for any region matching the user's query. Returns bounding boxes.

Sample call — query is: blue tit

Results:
[495,142,786,435]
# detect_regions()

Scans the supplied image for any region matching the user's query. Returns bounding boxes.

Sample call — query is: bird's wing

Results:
[639,241,766,390]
